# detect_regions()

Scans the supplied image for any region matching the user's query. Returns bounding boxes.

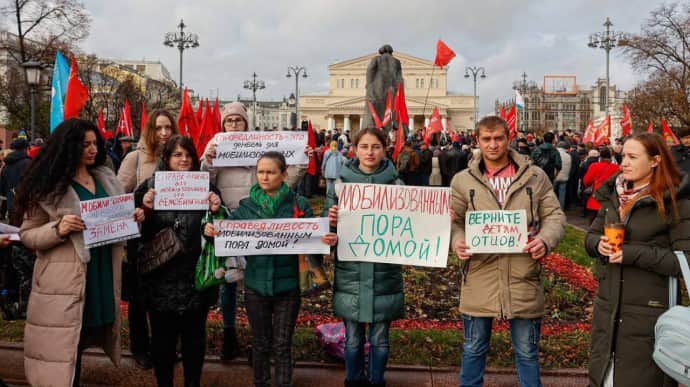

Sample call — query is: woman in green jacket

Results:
[204,151,336,387]
[324,128,404,387]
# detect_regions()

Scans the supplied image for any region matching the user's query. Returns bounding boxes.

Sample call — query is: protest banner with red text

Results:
[80,194,139,248]
[212,131,308,167]
[213,217,330,256]
[465,210,528,253]
[336,183,451,268]
[154,171,210,210]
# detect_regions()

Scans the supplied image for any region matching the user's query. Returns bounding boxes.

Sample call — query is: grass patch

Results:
[554,226,592,269]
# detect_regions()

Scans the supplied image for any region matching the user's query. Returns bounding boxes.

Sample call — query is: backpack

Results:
[397,151,412,173]
[653,250,690,385]
[533,148,556,181]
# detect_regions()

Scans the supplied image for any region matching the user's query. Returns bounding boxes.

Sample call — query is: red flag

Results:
[499,105,506,120]
[661,119,680,145]
[140,101,148,132]
[381,89,393,127]
[116,100,134,137]
[434,39,456,68]
[428,107,443,135]
[647,121,654,133]
[392,82,408,161]
[593,116,611,146]
[306,121,317,175]
[196,99,219,157]
[63,57,89,119]
[367,100,383,128]
[97,109,112,140]
[583,120,594,143]
[177,89,198,138]
[620,105,632,136]
[195,99,203,127]
[213,97,221,130]
[505,104,517,141]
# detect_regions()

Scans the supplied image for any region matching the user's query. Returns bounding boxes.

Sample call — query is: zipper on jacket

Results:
[469,189,476,211]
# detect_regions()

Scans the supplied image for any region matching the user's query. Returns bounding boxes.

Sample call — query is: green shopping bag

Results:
[195,207,228,290]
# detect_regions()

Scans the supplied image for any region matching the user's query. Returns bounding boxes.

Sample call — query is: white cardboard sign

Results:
[154,171,209,210]
[465,210,528,253]
[336,183,451,268]
[79,194,140,248]
[212,131,308,167]
[214,217,330,256]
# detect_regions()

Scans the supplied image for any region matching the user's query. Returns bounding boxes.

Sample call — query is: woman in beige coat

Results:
[14,119,145,387]
[116,109,178,369]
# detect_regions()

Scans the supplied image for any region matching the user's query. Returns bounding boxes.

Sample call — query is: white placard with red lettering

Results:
[213,217,330,257]
[336,183,451,268]
[212,131,308,167]
[465,210,528,253]
[154,171,210,210]
[79,194,140,248]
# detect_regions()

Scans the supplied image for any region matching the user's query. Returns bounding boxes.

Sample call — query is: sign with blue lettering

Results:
[465,210,528,253]
[336,183,451,268]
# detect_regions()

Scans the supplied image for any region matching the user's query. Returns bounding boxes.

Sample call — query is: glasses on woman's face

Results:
[225,119,244,126]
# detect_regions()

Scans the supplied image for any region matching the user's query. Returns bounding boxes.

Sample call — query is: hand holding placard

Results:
[465,210,528,254]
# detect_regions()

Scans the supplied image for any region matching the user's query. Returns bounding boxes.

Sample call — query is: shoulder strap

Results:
[135,150,141,186]
[669,251,690,307]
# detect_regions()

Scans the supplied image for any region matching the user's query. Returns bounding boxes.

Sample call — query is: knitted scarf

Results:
[249,182,290,218]
[615,174,649,219]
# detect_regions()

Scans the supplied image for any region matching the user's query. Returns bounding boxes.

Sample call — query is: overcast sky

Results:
[81,0,660,116]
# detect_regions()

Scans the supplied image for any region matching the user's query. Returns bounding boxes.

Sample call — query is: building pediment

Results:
[329,52,436,71]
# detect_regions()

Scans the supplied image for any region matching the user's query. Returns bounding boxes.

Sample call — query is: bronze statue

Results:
[362,44,404,134]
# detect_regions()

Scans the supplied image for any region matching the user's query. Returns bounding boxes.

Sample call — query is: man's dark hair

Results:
[475,116,509,138]
[599,147,612,159]
[543,132,555,144]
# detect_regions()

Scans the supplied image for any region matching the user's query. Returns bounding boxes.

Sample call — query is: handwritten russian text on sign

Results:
[213,131,308,167]
[80,194,139,248]
[465,210,528,253]
[336,183,451,268]
[154,171,209,210]
[214,217,330,256]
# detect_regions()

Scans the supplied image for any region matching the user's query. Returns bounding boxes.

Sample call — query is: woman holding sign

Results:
[204,151,336,387]
[201,102,319,360]
[118,108,180,369]
[585,133,690,387]
[14,119,145,387]
[323,128,404,387]
[135,135,222,387]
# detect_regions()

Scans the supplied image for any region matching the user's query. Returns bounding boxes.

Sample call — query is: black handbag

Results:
[138,219,184,274]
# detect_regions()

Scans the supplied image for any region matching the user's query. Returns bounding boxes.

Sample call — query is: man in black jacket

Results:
[0,139,31,224]
[445,142,469,182]
[671,127,690,175]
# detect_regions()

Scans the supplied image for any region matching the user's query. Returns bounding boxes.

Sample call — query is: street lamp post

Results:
[164,19,199,98]
[22,61,42,141]
[588,17,623,115]
[464,66,486,127]
[243,72,265,130]
[286,66,307,129]
[512,72,536,132]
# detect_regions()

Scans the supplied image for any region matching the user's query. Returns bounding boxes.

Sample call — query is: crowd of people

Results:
[0,101,688,387]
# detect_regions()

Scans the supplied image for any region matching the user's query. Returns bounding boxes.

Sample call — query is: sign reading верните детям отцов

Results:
[154,171,209,211]
[212,131,309,167]
[465,210,528,254]
[80,194,140,248]
[213,217,330,257]
[336,183,451,268]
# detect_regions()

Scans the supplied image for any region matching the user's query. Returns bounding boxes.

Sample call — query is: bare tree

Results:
[1,0,90,64]
[622,3,690,128]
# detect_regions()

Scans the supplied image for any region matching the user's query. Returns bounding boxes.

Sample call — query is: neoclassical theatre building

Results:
[299,52,476,133]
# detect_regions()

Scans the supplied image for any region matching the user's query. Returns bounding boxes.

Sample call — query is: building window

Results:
[342,78,346,88]
[599,86,606,111]
[136,65,146,73]
[531,111,540,120]
[420,78,425,88]
[416,79,420,88]
[545,112,556,121]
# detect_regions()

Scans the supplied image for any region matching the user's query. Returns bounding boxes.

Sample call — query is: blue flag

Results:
[49,51,70,132]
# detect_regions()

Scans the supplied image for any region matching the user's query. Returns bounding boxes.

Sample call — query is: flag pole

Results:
[421,65,436,122]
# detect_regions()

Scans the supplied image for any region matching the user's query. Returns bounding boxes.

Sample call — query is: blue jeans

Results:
[554,182,567,209]
[460,316,542,387]
[220,282,237,329]
[344,320,391,384]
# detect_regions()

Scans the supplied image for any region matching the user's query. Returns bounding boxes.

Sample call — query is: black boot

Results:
[369,382,385,387]
[344,380,370,387]
[221,328,240,361]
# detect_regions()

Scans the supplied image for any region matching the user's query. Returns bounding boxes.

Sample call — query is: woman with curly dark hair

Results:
[15,118,145,387]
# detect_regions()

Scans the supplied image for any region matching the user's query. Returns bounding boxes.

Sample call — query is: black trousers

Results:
[124,241,150,356]
[149,307,209,387]
[245,289,300,387]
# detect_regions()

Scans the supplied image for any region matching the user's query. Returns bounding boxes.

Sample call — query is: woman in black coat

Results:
[134,135,222,387]
[585,133,690,387]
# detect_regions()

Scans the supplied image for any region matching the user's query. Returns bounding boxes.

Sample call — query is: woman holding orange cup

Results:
[585,133,690,387]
